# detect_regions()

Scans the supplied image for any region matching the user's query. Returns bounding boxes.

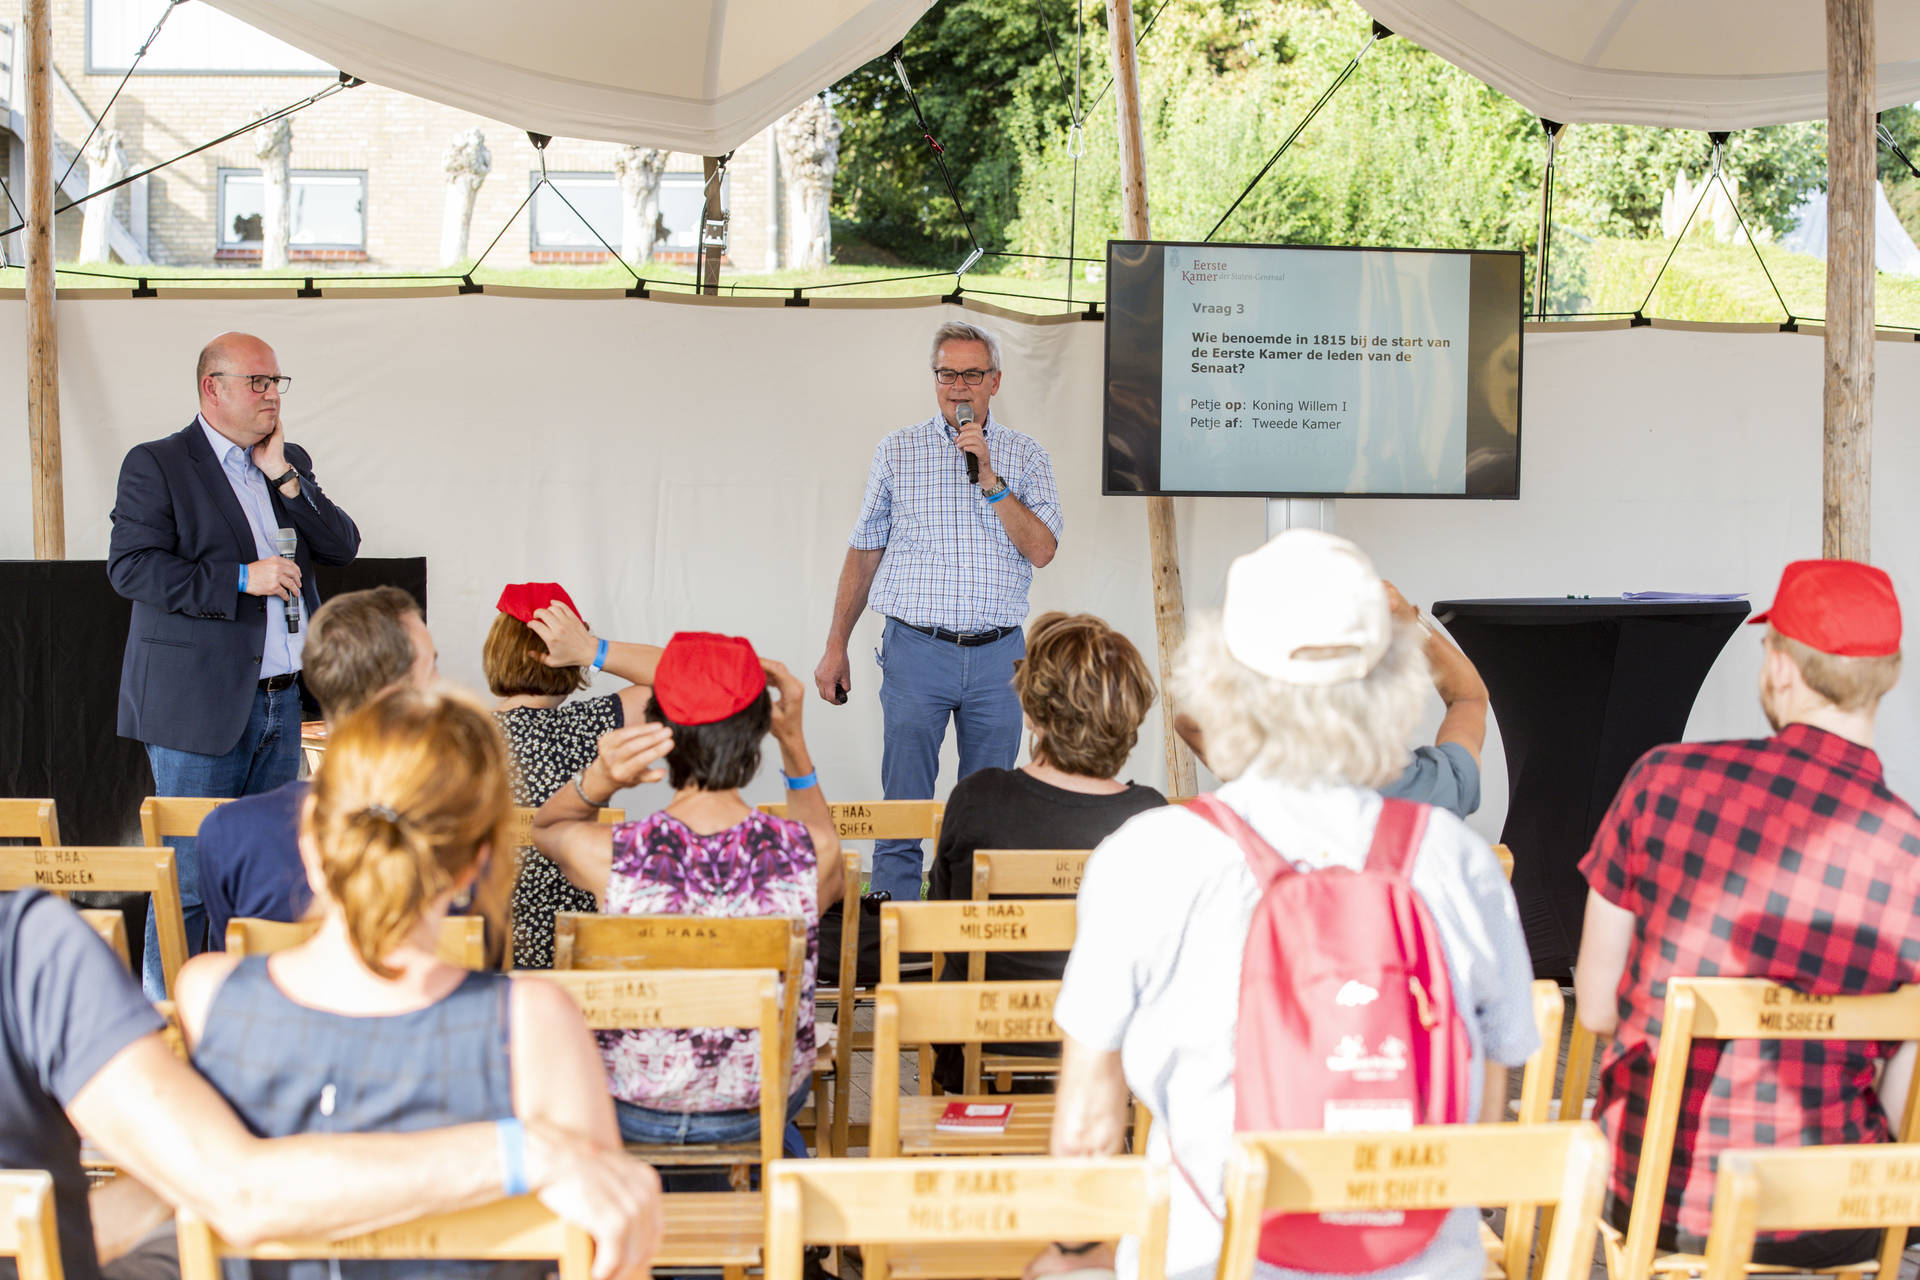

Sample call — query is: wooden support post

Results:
[24,0,64,559]
[1824,0,1873,562]
[699,155,724,295]
[1107,0,1197,797]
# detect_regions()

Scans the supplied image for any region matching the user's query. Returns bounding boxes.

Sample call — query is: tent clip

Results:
[297,277,321,299]
[785,288,811,307]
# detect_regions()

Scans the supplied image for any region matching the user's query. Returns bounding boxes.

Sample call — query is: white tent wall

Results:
[3,304,1917,853]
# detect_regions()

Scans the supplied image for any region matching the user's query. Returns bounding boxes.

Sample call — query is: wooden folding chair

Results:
[766,1156,1170,1280]
[1484,979,1570,1279]
[0,848,187,996]
[1608,978,1920,1280]
[0,799,60,846]
[137,797,228,848]
[177,1195,592,1280]
[1701,1144,1920,1280]
[225,915,488,969]
[760,799,944,1145]
[78,909,131,971]
[881,899,1077,1098]
[968,850,1089,1088]
[509,804,623,852]
[870,977,1064,1158]
[0,1171,61,1280]
[552,912,804,1177]
[1219,1123,1610,1280]
[534,968,783,1280]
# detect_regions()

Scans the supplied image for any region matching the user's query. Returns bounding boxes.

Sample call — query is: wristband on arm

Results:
[782,769,818,791]
[591,637,609,672]
[496,1118,529,1197]
[984,483,1011,505]
[238,563,249,592]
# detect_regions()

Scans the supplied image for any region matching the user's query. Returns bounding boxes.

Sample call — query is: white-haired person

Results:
[1035,530,1538,1280]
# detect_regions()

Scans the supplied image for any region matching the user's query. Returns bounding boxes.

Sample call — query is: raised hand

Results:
[531,602,597,668]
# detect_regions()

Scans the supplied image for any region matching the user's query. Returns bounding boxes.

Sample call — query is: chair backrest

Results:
[508,805,622,850]
[1494,980,1570,1279]
[971,849,1092,899]
[78,909,131,972]
[176,1195,591,1280]
[1219,1122,1610,1280]
[0,800,60,846]
[533,968,788,1167]
[764,1157,1170,1280]
[758,800,942,843]
[1621,977,1920,1280]
[0,1171,62,1280]
[552,911,806,1115]
[869,979,1062,1155]
[0,848,187,996]
[225,915,489,970]
[878,900,1079,984]
[138,797,228,845]
[1700,1143,1920,1280]
[1491,843,1514,880]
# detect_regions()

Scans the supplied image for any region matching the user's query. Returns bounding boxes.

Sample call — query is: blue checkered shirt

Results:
[849,409,1063,631]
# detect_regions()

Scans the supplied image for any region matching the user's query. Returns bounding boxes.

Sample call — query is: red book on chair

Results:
[935,1102,1012,1133]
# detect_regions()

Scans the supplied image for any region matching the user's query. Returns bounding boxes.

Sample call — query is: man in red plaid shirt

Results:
[1575,558,1919,1267]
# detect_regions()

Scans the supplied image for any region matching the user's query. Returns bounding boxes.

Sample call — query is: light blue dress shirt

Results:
[199,415,303,677]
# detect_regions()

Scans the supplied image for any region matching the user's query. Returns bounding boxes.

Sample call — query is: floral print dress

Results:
[600,809,818,1112]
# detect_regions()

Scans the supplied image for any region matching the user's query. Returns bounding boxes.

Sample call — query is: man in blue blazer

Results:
[108,331,360,996]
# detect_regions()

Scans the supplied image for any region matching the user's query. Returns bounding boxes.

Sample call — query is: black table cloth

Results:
[1430,597,1750,978]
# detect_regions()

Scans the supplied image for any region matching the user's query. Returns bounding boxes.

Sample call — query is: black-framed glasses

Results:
[211,372,292,395]
[933,367,992,386]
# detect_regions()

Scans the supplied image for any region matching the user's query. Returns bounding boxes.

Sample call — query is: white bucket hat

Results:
[1220,529,1392,686]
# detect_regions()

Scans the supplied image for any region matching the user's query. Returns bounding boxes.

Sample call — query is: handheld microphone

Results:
[273,527,301,633]
[956,402,979,484]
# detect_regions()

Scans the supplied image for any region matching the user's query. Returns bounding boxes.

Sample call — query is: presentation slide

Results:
[1102,241,1523,499]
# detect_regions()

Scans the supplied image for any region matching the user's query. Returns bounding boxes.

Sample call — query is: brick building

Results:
[0,0,799,273]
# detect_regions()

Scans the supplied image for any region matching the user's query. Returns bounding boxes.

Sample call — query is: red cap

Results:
[653,632,767,725]
[1749,559,1902,656]
[496,582,583,627]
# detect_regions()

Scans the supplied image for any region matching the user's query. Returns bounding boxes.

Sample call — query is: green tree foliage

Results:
[827,0,1835,289]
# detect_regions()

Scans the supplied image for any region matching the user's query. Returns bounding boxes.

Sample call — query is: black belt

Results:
[894,620,1020,647]
[259,672,299,692]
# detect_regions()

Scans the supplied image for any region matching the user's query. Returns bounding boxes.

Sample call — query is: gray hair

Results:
[929,321,1002,372]
[1173,612,1428,788]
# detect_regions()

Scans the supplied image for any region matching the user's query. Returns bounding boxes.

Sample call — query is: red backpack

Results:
[1183,793,1472,1273]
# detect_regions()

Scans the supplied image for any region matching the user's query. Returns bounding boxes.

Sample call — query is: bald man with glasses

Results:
[814,320,1063,908]
[108,331,360,997]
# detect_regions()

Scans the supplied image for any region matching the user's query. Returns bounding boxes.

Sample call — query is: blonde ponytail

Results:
[304,688,513,976]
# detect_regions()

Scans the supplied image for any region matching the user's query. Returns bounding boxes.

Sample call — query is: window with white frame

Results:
[530,174,621,252]
[218,170,367,250]
[529,170,729,253]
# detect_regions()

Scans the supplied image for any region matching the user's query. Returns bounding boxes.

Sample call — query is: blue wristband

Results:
[497,1117,528,1197]
[238,563,248,592]
[783,769,818,791]
[591,637,609,672]
[985,484,1011,505]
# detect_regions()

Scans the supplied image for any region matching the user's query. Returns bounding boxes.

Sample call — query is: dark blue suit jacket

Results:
[109,420,360,755]
[198,779,311,948]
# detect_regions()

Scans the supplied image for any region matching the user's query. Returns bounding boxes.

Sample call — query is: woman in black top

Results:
[927,612,1164,1088]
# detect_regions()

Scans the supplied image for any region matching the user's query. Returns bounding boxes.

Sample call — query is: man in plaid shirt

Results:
[1575,558,1919,1266]
[813,321,1062,904]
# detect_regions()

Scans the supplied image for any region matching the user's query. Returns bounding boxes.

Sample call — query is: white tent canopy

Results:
[1363,0,1920,130]
[202,0,933,154]
[1783,179,1920,278]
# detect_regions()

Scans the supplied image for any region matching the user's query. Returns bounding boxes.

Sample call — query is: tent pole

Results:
[1531,119,1562,320]
[1106,0,1197,798]
[700,155,724,295]
[24,0,64,560]
[1824,0,1873,561]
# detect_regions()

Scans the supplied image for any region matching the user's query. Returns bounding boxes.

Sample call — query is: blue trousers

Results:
[871,618,1024,903]
[615,1087,811,1190]
[142,682,302,999]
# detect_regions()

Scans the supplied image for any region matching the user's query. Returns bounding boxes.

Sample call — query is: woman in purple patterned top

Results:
[533,632,844,1149]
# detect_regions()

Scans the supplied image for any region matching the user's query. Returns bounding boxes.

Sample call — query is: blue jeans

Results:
[142,682,302,998]
[615,1087,810,1190]
[872,618,1025,904]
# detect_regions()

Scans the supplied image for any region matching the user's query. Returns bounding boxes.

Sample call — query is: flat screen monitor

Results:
[1102,240,1524,498]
